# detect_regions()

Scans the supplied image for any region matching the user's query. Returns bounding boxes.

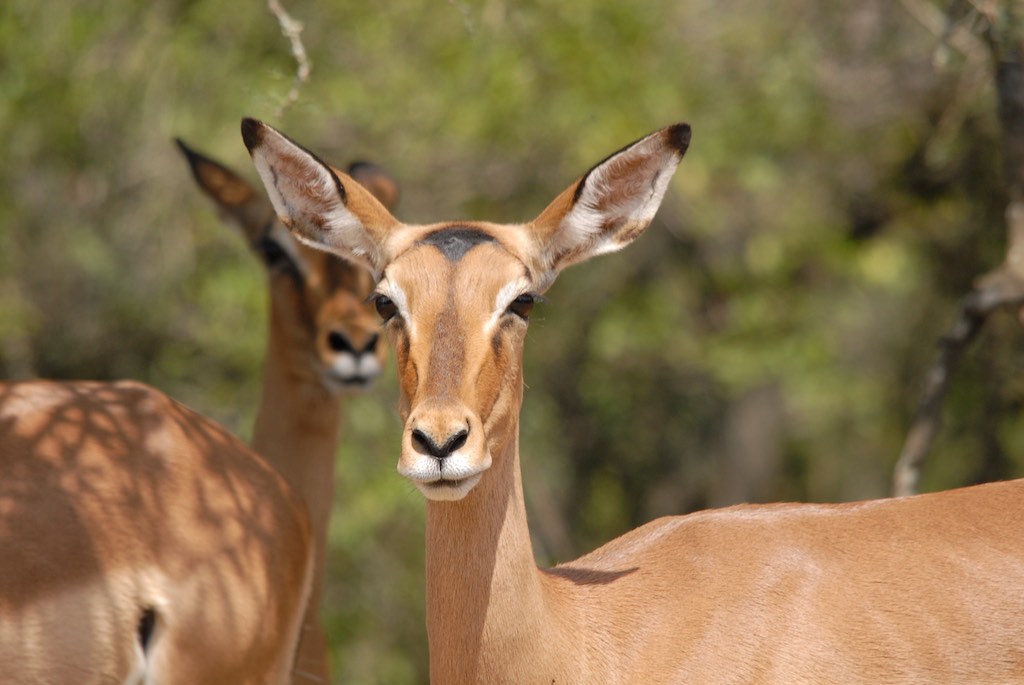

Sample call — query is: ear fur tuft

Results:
[240,118,265,153]
[666,123,692,155]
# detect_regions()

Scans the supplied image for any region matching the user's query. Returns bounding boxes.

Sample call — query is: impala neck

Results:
[253,296,342,679]
[251,301,342,573]
[425,406,563,683]
[251,297,341,684]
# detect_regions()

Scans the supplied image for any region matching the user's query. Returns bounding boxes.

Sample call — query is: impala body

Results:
[0,380,313,685]
[244,117,1024,684]
[177,140,393,683]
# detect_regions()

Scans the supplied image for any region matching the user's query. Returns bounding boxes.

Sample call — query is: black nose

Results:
[362,334,379,354]
[327,331,354,353]
[411,427,469,460]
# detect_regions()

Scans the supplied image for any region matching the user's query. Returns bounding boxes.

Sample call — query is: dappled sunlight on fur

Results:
[0,380,313,685]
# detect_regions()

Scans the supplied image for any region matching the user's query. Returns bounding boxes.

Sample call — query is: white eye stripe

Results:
[487,277,532,330]
[377,279,415,335]
[379,274,529,333]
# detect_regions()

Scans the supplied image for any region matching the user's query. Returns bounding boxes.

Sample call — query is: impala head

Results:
[177,139,396,392]
[242,119,690,500]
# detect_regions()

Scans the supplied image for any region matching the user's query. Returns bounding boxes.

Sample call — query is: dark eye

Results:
[507,294,535,320]
[373,294,398,322]
[257,237,299,278]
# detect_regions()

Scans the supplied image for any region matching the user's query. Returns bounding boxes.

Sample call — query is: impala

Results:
[177,140,394,683]
[243,117,1024,684]
[0,379,313,685]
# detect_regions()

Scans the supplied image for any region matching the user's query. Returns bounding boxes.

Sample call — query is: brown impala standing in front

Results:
[244,116,1024,685]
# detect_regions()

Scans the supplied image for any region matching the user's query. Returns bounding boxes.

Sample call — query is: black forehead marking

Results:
[419,226,496,262]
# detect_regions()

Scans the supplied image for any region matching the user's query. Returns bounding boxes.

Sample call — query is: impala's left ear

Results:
[176,138,273,238]
[528,123,690,287]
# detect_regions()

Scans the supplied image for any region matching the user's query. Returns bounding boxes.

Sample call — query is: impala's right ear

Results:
[241,118,400,277]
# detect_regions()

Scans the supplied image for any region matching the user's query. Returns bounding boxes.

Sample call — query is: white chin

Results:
[322,373,376,395]
[414,474,482,501]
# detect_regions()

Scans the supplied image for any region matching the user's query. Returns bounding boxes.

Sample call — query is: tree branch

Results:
[267,0,311,119]
[892,275,1024,496]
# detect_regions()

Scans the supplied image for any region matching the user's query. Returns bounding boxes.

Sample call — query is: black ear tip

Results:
[666,123,692,154]
[240,118,265,153]
[174,138,214,182]
[174,137,200,164]
[347,160,379,175]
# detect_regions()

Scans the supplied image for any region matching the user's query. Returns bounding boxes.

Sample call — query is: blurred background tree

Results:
[1,0,1021,681]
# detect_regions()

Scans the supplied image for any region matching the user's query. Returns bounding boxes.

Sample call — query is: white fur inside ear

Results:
[249,129,380,273]
[544,129,683,273]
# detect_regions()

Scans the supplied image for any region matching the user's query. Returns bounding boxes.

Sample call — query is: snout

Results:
[323,331,383,391]
[399,398,490,501]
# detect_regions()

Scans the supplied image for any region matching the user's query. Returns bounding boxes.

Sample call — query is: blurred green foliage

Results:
[2,0,1022,682]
